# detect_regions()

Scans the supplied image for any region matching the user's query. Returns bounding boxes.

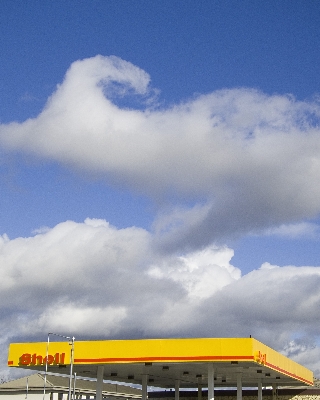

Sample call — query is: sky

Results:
[0,0,320,381]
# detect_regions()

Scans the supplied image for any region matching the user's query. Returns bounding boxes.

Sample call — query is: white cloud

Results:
[0,234,9,245]
[0,219,153,307]
[263,222,319,238]
[31,226,51,235]
[1,219,320,377]
[196,264,320,348]
[0,219,239,334]
[148,246,240,300]
[259,262,279,270]
[34,304,127,336]
[1,55,320,249]
[284,341,320,377]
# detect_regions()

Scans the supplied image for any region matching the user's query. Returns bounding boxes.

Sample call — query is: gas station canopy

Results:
[8,337,313,388]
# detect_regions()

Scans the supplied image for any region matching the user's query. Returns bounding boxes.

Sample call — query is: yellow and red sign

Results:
[19,352,65,366]
[7,337,314,386]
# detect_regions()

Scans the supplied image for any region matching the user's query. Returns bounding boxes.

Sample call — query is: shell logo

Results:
[19,353,66,366]
[255,351,266,365]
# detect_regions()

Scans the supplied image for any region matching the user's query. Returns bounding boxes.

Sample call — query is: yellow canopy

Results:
[8,337,313,388]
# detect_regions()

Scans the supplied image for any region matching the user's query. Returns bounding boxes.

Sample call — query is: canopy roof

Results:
[8,338,313,388]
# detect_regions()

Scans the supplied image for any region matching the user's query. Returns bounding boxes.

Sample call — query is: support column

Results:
[237,372,242,400]
[175,380,180,400]
[96,366,104,400]
[197,376,202,400]
[208,364,214,400]
[258,379,262,400]
[142,374,148,400]
[272,384,277,400]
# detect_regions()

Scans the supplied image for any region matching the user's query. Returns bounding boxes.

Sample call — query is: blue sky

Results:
[1,0,320,380]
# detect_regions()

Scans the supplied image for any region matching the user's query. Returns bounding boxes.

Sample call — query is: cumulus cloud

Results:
[0,219,238,339]
[35,304,128,336]
[1,55,320,251]
[283,340,320,377]
[1,219,320,376]
[202,264,320,356]
[148,246,240,300]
